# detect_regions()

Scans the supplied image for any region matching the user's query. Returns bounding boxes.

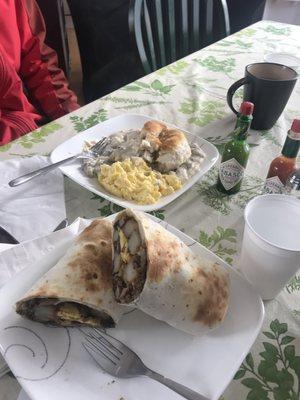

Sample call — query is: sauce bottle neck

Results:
[282,130,300,158]
[234,114,252,140]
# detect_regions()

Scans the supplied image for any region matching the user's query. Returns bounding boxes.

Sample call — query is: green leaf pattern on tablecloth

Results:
[198,226,237,265]
[206,129,281,156]
[216,39,253,50]
[102,95,170,110]
[14,122,62,149]
[286,276,300,294]
[196,168,263,215]
[235,87,244,99]
[90,194,165,220]
[261,25,291,36]
[8,152,49,158]
[234,319,300,400]
[156,60,189,76]
[234,28,257,38]
[122,79,175,97]
[182,74,225,101]
[179,99,226,126]
[70,108,108,132]
[234,175,264,208]
[0,143,12,152]
[196,168,232,214]
[90,194,123,216]
[260,130,282,148]
[194,56,236,77]
[205,136,233,155]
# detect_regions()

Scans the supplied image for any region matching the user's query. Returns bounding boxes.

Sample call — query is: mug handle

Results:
[227,77,250,114]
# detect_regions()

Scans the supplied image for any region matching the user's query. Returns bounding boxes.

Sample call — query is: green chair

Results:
[129,0,230,74]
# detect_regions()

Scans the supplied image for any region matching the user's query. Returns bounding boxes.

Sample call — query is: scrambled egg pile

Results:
[98,158,182,204]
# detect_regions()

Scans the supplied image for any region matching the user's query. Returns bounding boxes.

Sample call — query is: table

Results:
[1,20,299,400]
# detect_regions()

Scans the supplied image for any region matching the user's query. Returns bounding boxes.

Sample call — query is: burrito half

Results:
[16,219,123,327]
[112,209,230,335]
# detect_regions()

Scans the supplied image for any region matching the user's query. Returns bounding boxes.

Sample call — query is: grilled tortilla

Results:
[112,209,230,335]
[16,219,123,327]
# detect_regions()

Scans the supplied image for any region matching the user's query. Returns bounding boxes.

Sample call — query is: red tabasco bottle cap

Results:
[291,119,300,134]
[239,101,254,116]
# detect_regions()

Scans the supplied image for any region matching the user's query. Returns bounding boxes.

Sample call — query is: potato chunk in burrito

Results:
[112,209,230,336]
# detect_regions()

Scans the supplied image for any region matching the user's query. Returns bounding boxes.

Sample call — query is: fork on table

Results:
[83,329,209,400]
[9,137,108,187]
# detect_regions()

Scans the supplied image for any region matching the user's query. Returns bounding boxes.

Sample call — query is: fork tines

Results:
[92,329,125,353]
[90,137,108,154]
[84,339,117,366]
[83,329,123,366]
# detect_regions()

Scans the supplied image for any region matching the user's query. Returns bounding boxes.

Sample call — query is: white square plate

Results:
[50,114,219,211]
[0,215,264,400]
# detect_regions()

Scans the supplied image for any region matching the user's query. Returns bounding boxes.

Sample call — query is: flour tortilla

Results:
[16,219,123,327]
[113,209,230,335]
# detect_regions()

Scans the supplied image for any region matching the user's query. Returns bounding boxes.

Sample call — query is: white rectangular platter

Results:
[0,215,264,400]
[50,114,219,211]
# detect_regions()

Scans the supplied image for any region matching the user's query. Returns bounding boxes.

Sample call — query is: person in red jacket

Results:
[0,0,80,145]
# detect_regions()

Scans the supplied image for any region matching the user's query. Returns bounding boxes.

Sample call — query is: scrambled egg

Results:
[57,303,98,325]
[98,158,182,204]
[57,303,81,321]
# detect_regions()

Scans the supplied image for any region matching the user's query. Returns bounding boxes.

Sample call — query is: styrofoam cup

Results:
[240,195,300,300]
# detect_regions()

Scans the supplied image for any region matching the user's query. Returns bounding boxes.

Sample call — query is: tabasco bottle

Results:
[217,101,254,194]
[264,119,300,194]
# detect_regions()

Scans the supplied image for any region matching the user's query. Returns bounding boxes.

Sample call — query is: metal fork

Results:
[83,329,209,400]
[9,137,108,187]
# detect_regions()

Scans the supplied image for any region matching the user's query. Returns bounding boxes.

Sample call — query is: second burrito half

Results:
[112,209,230,336]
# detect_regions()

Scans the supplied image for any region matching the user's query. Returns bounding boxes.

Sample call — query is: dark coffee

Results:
[227,63,298,130]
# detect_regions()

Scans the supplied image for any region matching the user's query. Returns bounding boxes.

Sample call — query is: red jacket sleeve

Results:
[17,0,80,120]
[0,49,40,146]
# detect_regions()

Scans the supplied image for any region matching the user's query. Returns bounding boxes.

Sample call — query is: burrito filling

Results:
[113,217,147,303]
[16,299,115,327]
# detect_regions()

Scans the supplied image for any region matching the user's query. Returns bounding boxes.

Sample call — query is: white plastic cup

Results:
[240,195,300,300]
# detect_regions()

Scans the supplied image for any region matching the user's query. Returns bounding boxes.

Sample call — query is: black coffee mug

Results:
[227,62,298,130]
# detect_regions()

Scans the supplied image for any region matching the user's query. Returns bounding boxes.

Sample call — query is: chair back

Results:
[129,0,230,74]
